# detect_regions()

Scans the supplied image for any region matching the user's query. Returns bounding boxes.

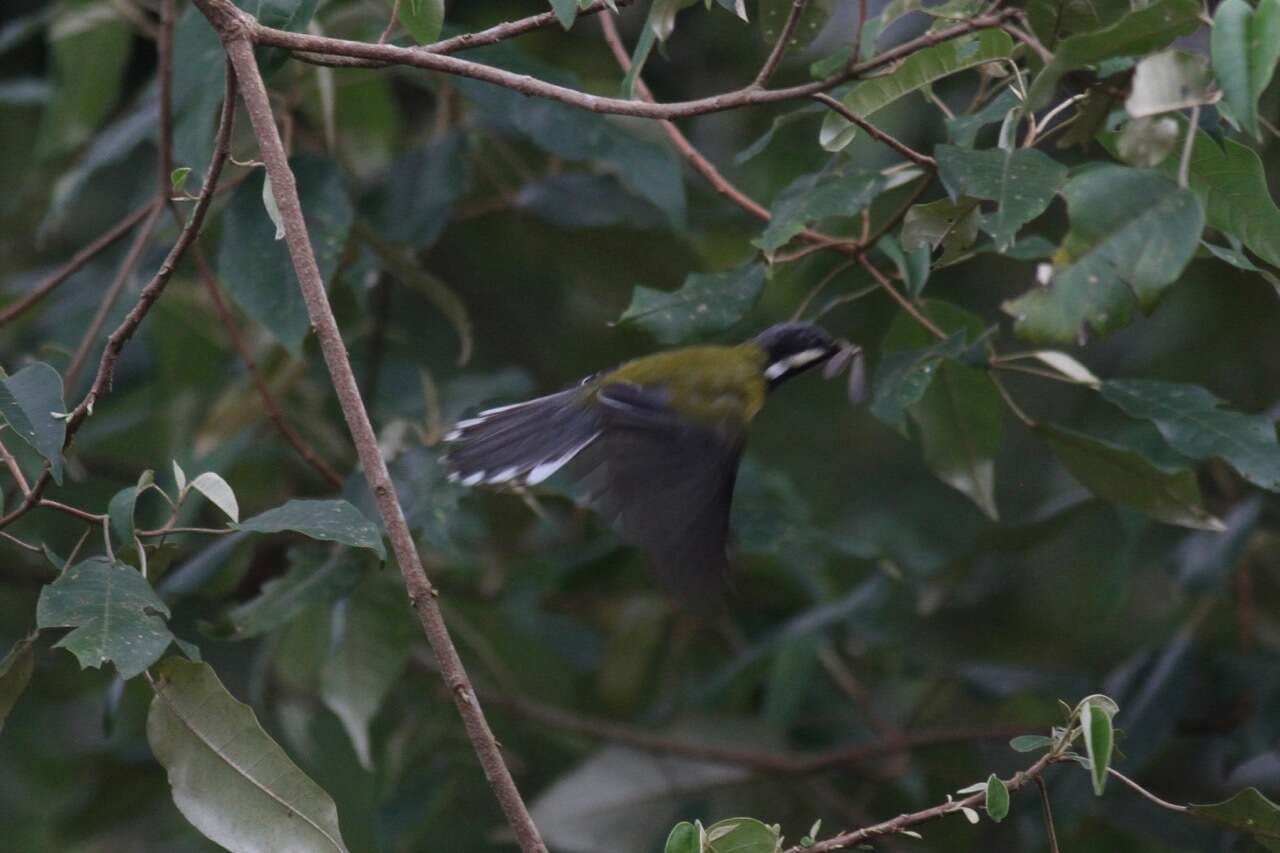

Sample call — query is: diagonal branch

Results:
[212,26,547,853]
[754,0,811,87]
[812,93,937,167]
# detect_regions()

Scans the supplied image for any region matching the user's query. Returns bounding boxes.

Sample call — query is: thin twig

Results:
[378,0,402,44]
[294,0,635,68]
[0,199,160,328]
[63,204,164,393]
[754,0,811,87]
[989,372,1037,427]
[1107,768,1189,813]
[813,94,937,167]
[1178,105,1200,189]
[158,0,176,187]
[851,0,868,61]
[784,752,1061,852]
[1036,776,1060,853]
[38,499,106,524]
[0,432,31,496]
[791,259,858,320]
[215,29,547,853]
[231,1,1020,120]
[0,529,41,553]
[859,255,947,339]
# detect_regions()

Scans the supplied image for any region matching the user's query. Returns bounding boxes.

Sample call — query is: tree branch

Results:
[812,93,937,167]
[753,0,811,87]
[293,0,635,69]
[786,752,1061,852]
[227,1,1018,120]
[212,25,547,853]
[0,199,160,328]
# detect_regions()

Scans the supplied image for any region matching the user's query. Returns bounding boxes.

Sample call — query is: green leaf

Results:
[870,330,970,434]
[217,156,354,354]
[617,263,766,344]
[207,546,364,640]
[877,234,930,298]
[759,0,833,52]
[704,817,782,853]
[819,29,1014,151]
[320,573,415,769]
[1081,697,1115,795]
[170,166,191,192]
[0,635,35,734]
[1203,239,1280,292]
[1099,379,1280,491]
[1128,123,1280,269]
[1025,0,1132,49]
[946,89,1020,148]
[1027,0,1202,108]
[985,773,1010,821]
[1211,0,1280,141]
[36,558,173,679]
[755,171,887,254]
[1009,734,1054,752]
[383,132,469,249]
[1124,49,1214,118]
[0,362,66,485]
[38,0,131,155]
[189,471,239,523]
[147,657,350,852]
[549,0,579,29]
[1038,425,1223,530]
[936,145,1068,251]
[901,196,982,266]
[238,500,386,560]
[664,821,700,853]
[108,484,140,547]
[1002,166,1203,343]
[399,0,445,43]
[1189,788,1280,851]
[883,302,1002,518]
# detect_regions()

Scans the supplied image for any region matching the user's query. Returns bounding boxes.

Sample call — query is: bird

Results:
[442,322,852,608]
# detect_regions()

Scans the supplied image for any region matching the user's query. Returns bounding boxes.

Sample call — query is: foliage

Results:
[2,0,1280,851]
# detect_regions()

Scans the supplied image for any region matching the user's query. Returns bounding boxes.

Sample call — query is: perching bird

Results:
[442,322,852,607]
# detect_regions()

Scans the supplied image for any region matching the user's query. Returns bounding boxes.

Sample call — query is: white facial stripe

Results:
[462,472,485,486]
[764,348,827,381]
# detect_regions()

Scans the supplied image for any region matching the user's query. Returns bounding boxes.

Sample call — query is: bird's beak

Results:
[823,341,867,404]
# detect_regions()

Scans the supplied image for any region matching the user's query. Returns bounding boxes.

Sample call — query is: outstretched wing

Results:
[574,382,744,608]
[442,387,602,487]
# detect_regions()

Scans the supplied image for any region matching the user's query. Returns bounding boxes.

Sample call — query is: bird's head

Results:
[752,322,841,388]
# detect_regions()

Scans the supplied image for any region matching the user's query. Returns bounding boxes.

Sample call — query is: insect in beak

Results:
[822,340,867,405]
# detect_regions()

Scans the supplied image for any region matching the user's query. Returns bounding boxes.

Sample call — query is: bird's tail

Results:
[442,388,602,488]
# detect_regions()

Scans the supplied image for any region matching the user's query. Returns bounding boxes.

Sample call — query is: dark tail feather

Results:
[442,389,602,487]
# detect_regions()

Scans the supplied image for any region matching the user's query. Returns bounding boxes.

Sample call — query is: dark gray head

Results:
[752,322,839,388]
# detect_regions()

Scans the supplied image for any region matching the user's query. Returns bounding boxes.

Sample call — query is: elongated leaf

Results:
[1100,379,1280,491]
[36,558,173,679]
[238,500,386,560]
[1003,166,1203,343]
[755,171,886,254]
[320,574,415,769]
[883,302,1002,517]
[819,30,1014,151]
[190,471,239,523]
[1027,0,1201,107]
[985,774,1010,821]
[399,0,445,43]
[108,484,140,547]
[617,263,766,344]
[0,362,66,485]
[1025,0,1133,49]
[946,89,1020,148]
[870,331,969,434]
[38,0,131,155]
[1189,788,1280,851]
[218,156,354,354]
[148,657,350,853]
[1009,734,1053,752]
[1039,425,1222,530]
[1212,0,1280,141]
[936,145,1067,251]
[0,636,35,734]
[207,546,363,640]
[877,234,930,298]
[549,0,579,29]
[901,196,982,266]
[1081,698,1115,795]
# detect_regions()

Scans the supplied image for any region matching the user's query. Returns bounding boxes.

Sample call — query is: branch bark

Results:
[210,23,547,853]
